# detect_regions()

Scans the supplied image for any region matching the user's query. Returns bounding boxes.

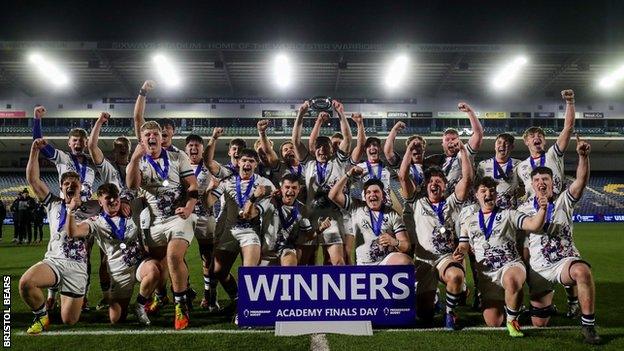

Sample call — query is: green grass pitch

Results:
[1,223,623,350]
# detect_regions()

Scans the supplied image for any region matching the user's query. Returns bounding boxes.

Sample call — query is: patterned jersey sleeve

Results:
[390,211,407,236]
[42,192,61,212]
[178,152,194,179]
[507,209,529,231]
[49,148,71,165]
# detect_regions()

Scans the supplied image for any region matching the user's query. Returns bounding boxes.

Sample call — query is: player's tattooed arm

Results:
[458,102,483,152]
[454,140,474,202]
[293,101,310,162]
[398,138,419,199]
[384,121,405,165]
[329,166,362,209]
[27,139,51,201]
[556,89,576,153]
[32,105,56,158]
[334,100,352,154]
[88,112,110,165]
[126,143,146,190]
[133,80,155,141]
[350,113,365,164]
[204,127,223,176]
[522,197,548,232]
[257,119,279,168]
[568,134,591,200]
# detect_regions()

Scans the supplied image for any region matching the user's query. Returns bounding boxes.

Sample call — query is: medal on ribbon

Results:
[70,154,88,182]
[366,160,383,180]
[144,148,170,187]
[478,208,497,249]
[493,157,513,180]
[101,213,127,248]
[369,208,384,237]
[529,153,546,170]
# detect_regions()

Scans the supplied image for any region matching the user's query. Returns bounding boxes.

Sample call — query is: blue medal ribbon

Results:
[144,148,170,183]
[315,161,328,185]
[478,208,498,241]
[235,174,255,209]
[101,213,127,241]
[430,200,447,225]
[529,153,546,170]
[411,164,423,185]
[366,160,383,180]
[278,203,299,231]
[369,208,384,237]
[289,163,302,178]
[533,197,555,230]
[226,162,238,174]
[443,156,456,176]
[493,157,513,180]
[70,154,88,182]
[194,164,203,177]
[58,202,68,232]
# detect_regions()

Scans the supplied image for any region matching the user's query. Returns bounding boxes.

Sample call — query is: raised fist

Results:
[392,121,406,132]
[318,111,330,124]
[253,184,267,198]
[212,127,224,139]
[350,113,363,124]
[332,100,344,114]
[348,166,364,178]
[561,89,575,103]
[99,112,111,123]
[206,177,220,192]
[32,138,48,150]
[257,119,270,133]
[298,101,310,115]
[142,80,156,92]
[575,134,591,157]
[34,106,46,119]
[457,102,472,113]
[317,217,332,232]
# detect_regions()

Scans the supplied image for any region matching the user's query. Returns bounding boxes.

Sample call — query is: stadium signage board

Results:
[237,265,416,327]
[484,111,507,119]
[411,112,433,118]
[437,111,480,118]
[583,112,604,118]
[510,112,531,118]
[0,111,26,118]
[533,112,555,118]
[387,112,408,118]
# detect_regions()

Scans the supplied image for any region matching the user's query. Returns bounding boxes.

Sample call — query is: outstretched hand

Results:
[576,133,591,157]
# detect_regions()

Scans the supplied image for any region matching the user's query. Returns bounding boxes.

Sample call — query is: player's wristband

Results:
[139,89,147,97]
[187,190,199,199]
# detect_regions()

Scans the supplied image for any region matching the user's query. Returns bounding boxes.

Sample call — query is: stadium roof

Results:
[1,41,624,99]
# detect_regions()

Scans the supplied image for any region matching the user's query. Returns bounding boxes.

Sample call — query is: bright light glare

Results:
[599,65,624,90]
[491,56,529,90]
[152,54,181,88]
[28,53,70,87]
[273,54,292,88]
[384,55,409,88]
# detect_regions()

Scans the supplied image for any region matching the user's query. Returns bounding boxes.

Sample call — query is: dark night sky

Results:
[1,0,623,45]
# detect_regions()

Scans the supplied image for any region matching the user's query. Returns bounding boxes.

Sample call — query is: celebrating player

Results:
[67,183,161,326]
[126,121,198,330]
[400,139,473,329]
[385,121,427,192]
[456,177,547,337]
[20,139,100,334]
[518,135,601,344]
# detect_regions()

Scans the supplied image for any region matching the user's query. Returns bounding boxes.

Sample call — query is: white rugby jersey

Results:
[517,144,565,199]
[48,150,96,200]
[139,148,194,223]
[303,150,351,209]
[353,161,393,202]
[518,190,581,269]
[213,161,238,179]
[258,200,312,251]
[404,193,463,261]
[191,163,215,218]
[440,144,477,197]
[342,197,406,265]
[211,174,275,237]
[477,157,522,209]
[43,193,100,264]
[96,158,127,192]
[460,208,527,272]
[86,214,143,273]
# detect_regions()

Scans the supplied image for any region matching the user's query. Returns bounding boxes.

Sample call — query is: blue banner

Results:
[573,214,624,222]
[237,265,416,327]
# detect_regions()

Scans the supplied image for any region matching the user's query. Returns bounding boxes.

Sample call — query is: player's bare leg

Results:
[241,244,261,267]
[19,262,56,334]
[326,243,345,265]
[502,266,526,337]
[439,261,465,330]
[561,260,601,344]
[167,238,191,330]
[108,298,130,324]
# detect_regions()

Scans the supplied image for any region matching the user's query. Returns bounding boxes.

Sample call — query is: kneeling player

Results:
[518,135,601,344]
[457,177,547,337]
[329,167,412,266]
[67,183,161,325]
[19,139,100,334]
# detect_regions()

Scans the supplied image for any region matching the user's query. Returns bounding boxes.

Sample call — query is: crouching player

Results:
[518,135,601,344]
[243,174,321,265]
[20,139,100,334]
[329,166,412,266]
[66,183,161,325]
[400,139,473,329]
[456,177,547,337]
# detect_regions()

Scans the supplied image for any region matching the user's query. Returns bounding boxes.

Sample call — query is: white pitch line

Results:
[309,334,330,351]
[14,325,580,337]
